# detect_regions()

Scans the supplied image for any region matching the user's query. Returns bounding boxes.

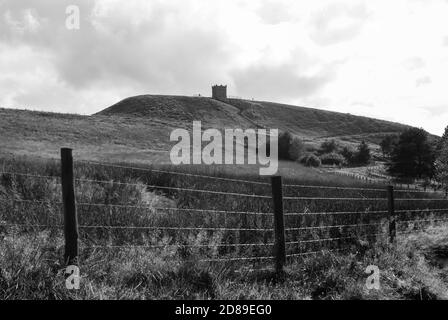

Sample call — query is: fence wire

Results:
[75,159,270,186]
[2,165,448,266]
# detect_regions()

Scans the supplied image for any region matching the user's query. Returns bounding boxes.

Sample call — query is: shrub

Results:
[356,141,371,165]
[319,140,338,154]
[341,146,356,165]
[278,131,293,160]
[388,128,435,179]
[380,134,398,157]
[341,142,371,166]
[320,152,345,166]
[278,131,305,161]
[289,138,305,161]
[300,154,321,167]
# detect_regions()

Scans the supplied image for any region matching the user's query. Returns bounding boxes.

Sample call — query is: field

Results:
[1,155,448,299]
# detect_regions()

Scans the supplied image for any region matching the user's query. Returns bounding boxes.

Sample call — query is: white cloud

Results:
[0,0,447,135]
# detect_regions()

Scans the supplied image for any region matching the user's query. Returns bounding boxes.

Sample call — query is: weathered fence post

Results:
[61,148,78,265]
[387,185,396,243]
[271,176,286,273]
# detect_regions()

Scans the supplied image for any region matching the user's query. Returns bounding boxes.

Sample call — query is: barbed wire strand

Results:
[76,202,273,216]
[397,218,448,224]
[203,256,274,262]
[284,210,388,217]
[75,159,270,186]
[0,198,273,217]
[0,222,61,228]
[284,196,389,201]
[82,242,274,249]
[0,171,60,181]
[395,208,448,213]
[0,199,62,205]
[284,184,385,192]
[286,247,348,258]
[285,233,384,245]
[395,198,448,202]
[394,189,444,194]
[76,177,271,199]
[78,225,273,232]
[285,222,382,232]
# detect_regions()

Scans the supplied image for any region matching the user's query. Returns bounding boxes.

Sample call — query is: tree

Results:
[341,146,356,165]
[277,131,305,161]
[436,126,448,156]
[319,140,338,154]
[278,131,293,160]
[387,128,435,179]
[356,141,371,165]
[340,143,370,166]
[289,138,305,161]
[435,125,448,189]
[380,134,398,157]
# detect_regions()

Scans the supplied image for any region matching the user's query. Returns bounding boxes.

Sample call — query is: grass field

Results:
[1,155,448,299]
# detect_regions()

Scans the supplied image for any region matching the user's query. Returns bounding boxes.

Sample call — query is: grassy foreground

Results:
[1,228,448,299]
[1,156,447,299]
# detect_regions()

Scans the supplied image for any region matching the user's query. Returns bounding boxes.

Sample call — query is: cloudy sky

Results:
[1,0,448,135]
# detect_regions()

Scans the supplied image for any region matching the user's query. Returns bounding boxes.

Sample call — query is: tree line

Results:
[276,125,448,190]
[276,131,371,167]
[379,126,448,189]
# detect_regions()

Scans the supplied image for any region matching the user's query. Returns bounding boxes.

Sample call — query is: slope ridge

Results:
[98,95,411,144]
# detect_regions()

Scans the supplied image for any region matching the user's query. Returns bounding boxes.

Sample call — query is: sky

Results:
[1,0,448,135]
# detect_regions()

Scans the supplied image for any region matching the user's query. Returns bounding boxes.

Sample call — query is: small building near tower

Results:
[212,85,227,101]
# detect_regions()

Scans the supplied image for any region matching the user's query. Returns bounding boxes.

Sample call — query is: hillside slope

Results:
[0,108,172,163]
[0,94,429,162]
[98,95,411,146]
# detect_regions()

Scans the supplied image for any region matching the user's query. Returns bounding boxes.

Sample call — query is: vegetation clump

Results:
[300,154,322,167]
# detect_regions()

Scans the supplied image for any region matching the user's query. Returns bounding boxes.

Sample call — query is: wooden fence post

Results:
[387,185,396,243]
[61,148,79,265]
[271,176,286,273]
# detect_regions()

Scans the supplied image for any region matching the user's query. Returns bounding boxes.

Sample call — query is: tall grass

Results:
[1,155,447,299]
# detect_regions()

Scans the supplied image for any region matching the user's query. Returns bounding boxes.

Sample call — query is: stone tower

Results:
[212,85,227,101]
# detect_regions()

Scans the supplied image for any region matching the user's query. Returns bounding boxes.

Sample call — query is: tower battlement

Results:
[212,85,227,101]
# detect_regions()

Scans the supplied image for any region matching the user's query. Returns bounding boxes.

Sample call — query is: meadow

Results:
[1,154,448,299]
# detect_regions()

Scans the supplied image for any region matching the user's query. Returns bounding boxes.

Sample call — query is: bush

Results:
[356,141,371,165]
[341,146,356,165]
[320,153,345,166]
[289,138,305,161]
[278,131,305,161]
[319,140,338,154]
[278,131,293,160]
[340,143,371,166]
[300,154,321,167]
[388,128,435,179]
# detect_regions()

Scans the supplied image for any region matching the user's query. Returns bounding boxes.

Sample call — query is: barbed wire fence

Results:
[1,148,448,273]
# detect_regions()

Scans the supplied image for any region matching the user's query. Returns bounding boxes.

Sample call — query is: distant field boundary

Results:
[330,168,446,195]
[1,148,448,273]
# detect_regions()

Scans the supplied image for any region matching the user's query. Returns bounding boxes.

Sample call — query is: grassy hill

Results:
[99,95,412,146]
[0,94,427,164]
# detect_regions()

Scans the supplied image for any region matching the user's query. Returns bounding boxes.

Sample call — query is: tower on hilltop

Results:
[212,85,227,101]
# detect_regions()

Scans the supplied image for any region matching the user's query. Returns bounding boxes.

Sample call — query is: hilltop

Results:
[98,95,412,147]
